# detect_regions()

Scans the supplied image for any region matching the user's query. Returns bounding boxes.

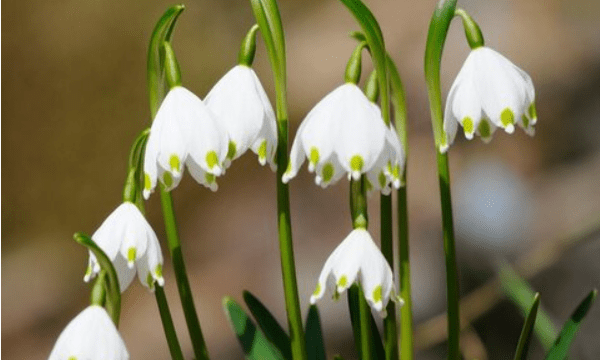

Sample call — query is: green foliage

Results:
[347,285,385,360]
[513,293,541,360]
[545,289,597,360]
[223,297,286,360]
[243,291,292,359]
[305,306,326,360]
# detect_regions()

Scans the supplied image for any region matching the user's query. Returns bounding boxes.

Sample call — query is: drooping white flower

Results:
[283,83,404,193]
[85,202,164,292]
[205,65,278,169]
[144,86,228,198]
[48,305,129,360]
[442,47,537,152]
[310,228,394,317]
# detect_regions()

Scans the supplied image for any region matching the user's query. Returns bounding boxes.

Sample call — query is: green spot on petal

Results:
[350,155,364,173]
[372,285,383,303]
[258,140,267,161]
[378,171,387,188]
[206,151,219,169]
[309,147,320,166]
[285,161,292,174]
[478,119,491,138]
[85,265,92,277]
[205,173,215,184]
[528,102,537,119]
[313,283,321,296]
[338,275,348,288]
[127,247,136,263]
[365,178,373,192]
[163,172,173,187]
[462,117,474,135]
[322,163,334,183]
[227,141,237,160]
[144,173,152,190]
[155,264,163,278]
[392,165,400,179]
[522,114,530,128]
[501,108,515,128]
[146,272,154,287]
[68,357,77,360]
[169,154,180,172]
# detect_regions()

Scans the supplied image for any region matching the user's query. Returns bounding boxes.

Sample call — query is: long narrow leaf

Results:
[243,291,292,359]
[223,297,285,360]
[545,289,597,360]
[305,305,326,360]
[514,293,541,360]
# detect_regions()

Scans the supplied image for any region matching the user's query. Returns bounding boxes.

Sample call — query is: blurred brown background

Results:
[3,0,600,359]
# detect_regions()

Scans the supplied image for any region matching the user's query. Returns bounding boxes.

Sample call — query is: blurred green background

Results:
[2,0,600,359]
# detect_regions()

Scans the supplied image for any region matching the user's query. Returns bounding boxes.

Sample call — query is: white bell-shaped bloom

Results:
[283,83,403,193]
[144,86,228,198]
[442,47,537,152]
[310,228,394,317]
[48,305,129,360]
[85,202,164,292]
[205,65,277,169]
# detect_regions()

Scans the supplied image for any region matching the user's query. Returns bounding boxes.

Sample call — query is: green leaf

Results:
[339,0,389,125]
[499,263,559,350]
[545,289,597,360]
[243,291,292,359]
[223,297,285,360]
[305,305,326,360]
[147,5,185,118]
[514,293,541,360]
[74,233,121,325]
[347,285,384,359]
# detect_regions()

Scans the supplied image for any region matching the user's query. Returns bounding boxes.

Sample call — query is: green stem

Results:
[436,152,460,360]
[380,194,398,360]
[359,286,374,360]
[249,1,306,358]
[397,183,413,360]
[155,285,185,360]
[90,271,107,307]
[160,189,210,360]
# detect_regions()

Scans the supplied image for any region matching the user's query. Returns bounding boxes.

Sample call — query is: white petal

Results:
[335,86,387,176]
[330,229,366,293]
[314,154,346,188]
[450,64,482,140]
[282,120,307,183]
[442,69,462,151]
[187,157,219,192]
[357,232,394,316]
[91,204,129,261]
[154,87,190,176]
[205,66,265,160]
[136,230,164,290]
[114,254,136,293]
[48,305,129,360]
[143,125,161,199]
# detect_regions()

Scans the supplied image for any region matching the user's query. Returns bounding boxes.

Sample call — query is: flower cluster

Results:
[283,83,405,193]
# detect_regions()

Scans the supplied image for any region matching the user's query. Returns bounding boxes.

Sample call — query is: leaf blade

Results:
[305,305,326,360]
[514,293,541,360]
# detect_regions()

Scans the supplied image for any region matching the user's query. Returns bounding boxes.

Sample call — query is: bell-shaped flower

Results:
[283,83,402,193]
[205,65,278,169]
[48,305,129,360]
[442,47,537,152]
[310,228,394,317]
[143,86,228,198]
[84,202,164,292]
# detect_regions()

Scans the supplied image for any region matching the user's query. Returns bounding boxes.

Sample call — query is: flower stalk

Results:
[424,1,460,359]
[250,1,307,359]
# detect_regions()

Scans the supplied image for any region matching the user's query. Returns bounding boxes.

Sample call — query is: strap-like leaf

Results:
[74,233,121,325]
[223,297,286,360]
[147,5,185,118]
[243,291,292,359]
[514,293,541,360]
[339,0,389,125]
[545,289,597,360]
[347,285,385,359]
[305,305,326,360]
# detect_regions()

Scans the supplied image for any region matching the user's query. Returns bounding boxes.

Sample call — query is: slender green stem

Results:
[436,152,460,360]
[359,286,374,360]
[160,189,210,360]
[397,182,413,360]
[90,271,107,307]
[380,194,397,360]
[155,285,185,360]
[249,1,306,358]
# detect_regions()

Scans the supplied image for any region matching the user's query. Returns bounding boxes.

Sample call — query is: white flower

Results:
[85,202,164,292]
[283,83,404,192]
[442,47,537,152]
[205,65,278,169]
[48,305,129,360]
[310,228,394,317]
[144,86,228,198]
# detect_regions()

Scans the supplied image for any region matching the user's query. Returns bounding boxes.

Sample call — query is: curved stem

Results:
[160,189,210,360]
